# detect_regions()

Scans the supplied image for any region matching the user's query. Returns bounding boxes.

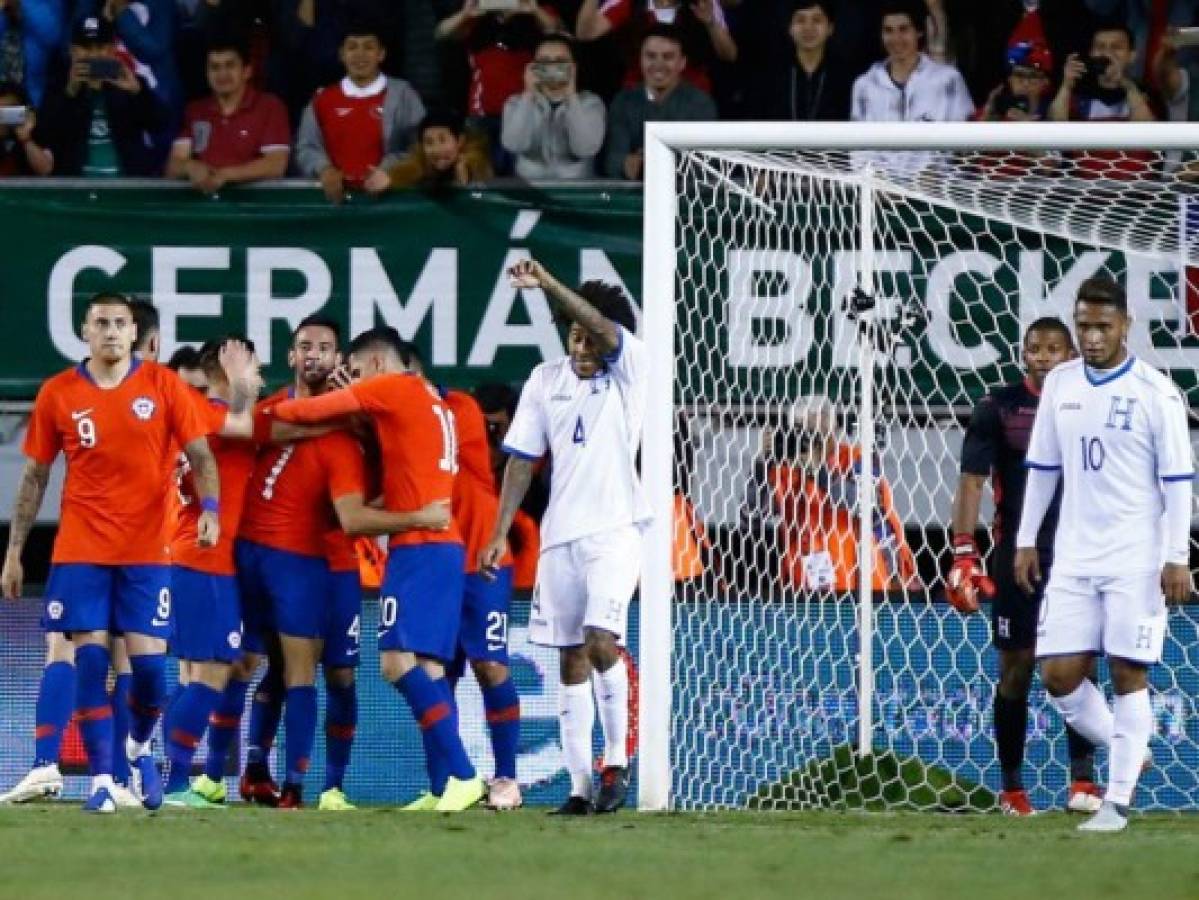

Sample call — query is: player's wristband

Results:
[200,497,220,514]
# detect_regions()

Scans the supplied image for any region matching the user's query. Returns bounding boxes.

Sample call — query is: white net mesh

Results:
[669,145,1199,811]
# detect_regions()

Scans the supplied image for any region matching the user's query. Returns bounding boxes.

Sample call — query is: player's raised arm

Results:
[2,459,52,599]
[509,258,620,356]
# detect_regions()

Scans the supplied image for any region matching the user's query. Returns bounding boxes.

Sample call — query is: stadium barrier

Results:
[2,595,1195,808]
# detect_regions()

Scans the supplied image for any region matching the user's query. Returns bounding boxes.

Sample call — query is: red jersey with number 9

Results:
[349,373,462,549]
[24,359,210,565]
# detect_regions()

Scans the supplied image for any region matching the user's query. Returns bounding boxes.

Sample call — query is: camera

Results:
[83,57,122,81]
[1076,54,1117,97]
[0,106,27,127]
[993,91,1031,117]
[532,61,571,88]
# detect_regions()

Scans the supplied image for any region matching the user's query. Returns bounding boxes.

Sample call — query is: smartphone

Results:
[1174,27,1199,48]
[478,0,519,11]
[84,57,123,81]
[0,106,26,126]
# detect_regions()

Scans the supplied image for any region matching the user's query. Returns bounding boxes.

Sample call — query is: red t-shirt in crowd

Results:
[178,87,291,168]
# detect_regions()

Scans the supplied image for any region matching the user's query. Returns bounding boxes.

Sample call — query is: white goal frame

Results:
[637,122,1199,812]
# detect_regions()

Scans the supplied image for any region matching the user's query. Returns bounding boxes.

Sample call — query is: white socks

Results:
[1049,680,1114,749]
[594,658,630,769]
[91,774,114,794]
[559,682,595,800]
[1107,690,1153,807]
[126,735,150,761]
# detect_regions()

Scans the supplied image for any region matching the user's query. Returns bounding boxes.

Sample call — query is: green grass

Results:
[2,804,1198,900]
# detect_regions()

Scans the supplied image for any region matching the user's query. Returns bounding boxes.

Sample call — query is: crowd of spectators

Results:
[0,0,1191,192]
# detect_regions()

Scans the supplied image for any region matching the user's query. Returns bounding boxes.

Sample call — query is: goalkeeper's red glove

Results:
[945,535,995,613]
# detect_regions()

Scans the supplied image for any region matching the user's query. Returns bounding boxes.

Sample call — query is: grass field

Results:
[2,804,1198,900]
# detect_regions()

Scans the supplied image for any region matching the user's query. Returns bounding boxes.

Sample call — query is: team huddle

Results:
[0,257,646,816]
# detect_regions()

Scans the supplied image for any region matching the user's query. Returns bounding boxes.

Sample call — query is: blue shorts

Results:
[377,543,466,662]
[323,570,362,669]
[235,540,328,650]
[171,566,242,663]
[459,567,513,665]
[43,563,171,639]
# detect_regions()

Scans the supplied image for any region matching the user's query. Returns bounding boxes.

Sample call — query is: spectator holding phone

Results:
[980,41,1054,122]
[501,33,605,179]
[1050,20,1157,123]
[166,38,290,194]
[295,20,425,203]
[435,0,562,174]
[23,15,169,175]
[0,81,33,174]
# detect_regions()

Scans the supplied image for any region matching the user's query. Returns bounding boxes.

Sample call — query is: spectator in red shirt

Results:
[576,0,737,99]
[295,20,426,204]
[166,39,290,194]
[435,0,561,174]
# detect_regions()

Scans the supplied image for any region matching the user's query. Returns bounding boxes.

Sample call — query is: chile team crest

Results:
[131,396,156,420]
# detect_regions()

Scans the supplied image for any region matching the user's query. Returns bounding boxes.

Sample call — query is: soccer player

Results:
[1015,277,1194,833]
[396,342,523,811]
[481,259,650,815]
[161,338,264,807]
[270,326,485,813]
[0,297,161,807]
[1,292,218,813]
[948,318,1100,816]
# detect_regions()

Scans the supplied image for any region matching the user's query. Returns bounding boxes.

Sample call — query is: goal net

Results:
[637,123,1199,812]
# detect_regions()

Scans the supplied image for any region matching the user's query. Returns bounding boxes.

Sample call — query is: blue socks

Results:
[33,661,75,768]
[395,669,474,783]
[283,685,317,787]
[204,678,249,781]
[483,678,521,780]
[246,668,284,766]
[164,683,220,794]
[127,654,167,747]
[110,671,132,783]
[323,682,358,792]
[74,644,113,777]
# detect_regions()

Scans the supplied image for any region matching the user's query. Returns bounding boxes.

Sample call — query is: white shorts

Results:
[1035,570,1167,664]
[529,526,642,647]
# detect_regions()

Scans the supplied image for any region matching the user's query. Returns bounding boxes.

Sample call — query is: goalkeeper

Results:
[947,317,1098,816]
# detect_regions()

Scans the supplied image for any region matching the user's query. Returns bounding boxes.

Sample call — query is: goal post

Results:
[639,122,1199,813]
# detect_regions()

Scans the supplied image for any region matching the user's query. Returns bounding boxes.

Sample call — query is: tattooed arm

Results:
[3,460,52,598]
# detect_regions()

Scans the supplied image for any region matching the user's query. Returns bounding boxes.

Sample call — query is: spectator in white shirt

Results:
[850,0,973,176]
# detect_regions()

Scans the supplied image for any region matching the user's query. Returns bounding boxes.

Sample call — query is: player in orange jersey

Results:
[0,299,165,808]
[160,337,266,807]
[2,293,218,814]
[270,325,485,813]
[398,341,523,811]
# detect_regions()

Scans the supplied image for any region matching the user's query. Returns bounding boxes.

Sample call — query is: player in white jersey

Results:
[481,258,650,815]
[1015,277,1193,833]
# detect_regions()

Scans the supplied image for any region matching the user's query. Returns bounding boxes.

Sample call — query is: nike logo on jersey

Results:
[551,394,573,402]
[1059,402,1082,411]
[71,408,94,420]
[335,107,352,116]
